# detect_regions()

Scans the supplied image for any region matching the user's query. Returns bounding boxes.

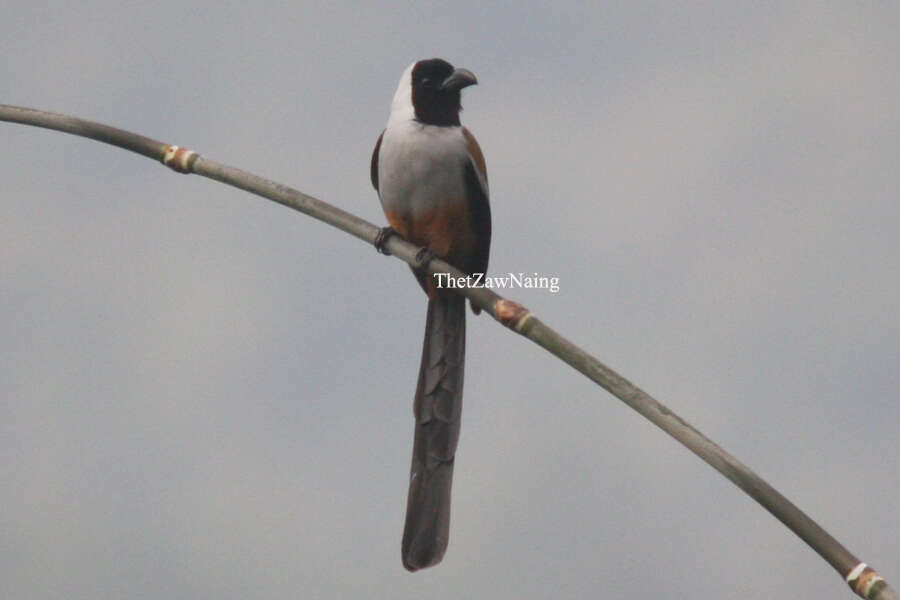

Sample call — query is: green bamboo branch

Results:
[1,104,894,600]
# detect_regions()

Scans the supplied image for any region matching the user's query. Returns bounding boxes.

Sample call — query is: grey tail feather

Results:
[401,295,466,571]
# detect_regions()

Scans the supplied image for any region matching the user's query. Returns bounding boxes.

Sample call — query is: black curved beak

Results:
[440,68,478,92]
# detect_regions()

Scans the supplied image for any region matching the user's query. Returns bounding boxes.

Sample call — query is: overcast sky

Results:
[2,2,898,598]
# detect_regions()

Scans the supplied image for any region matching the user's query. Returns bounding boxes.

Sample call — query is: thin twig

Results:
[1,104,894,600]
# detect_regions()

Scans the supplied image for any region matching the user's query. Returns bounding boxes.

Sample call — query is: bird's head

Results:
[390,58,477,126]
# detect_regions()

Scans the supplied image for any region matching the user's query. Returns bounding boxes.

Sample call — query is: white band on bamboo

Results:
[162,145,198,173]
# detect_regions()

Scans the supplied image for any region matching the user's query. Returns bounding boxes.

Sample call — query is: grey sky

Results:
[2,2,897,598]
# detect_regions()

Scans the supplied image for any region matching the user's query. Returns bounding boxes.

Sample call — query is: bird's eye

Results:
[420,78,431,87]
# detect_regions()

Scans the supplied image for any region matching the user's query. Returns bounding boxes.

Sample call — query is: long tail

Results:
[402,295,466,571]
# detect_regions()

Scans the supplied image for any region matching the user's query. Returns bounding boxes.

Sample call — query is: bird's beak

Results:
[440,68,478,92]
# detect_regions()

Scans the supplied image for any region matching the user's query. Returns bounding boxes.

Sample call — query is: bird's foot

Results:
[415,247,437,268]
[374,226,396,255]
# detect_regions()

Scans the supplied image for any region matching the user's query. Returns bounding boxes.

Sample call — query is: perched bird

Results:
[371,58,491,571]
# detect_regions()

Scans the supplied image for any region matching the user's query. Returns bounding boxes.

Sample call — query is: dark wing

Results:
[464,162,491,276]
[461,128,491,314]
[371,130,384,191]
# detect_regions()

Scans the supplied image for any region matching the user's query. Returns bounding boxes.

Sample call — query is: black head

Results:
[410,58,477,126]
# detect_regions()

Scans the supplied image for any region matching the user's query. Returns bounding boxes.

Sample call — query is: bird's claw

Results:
[415,247,437,268]
[374,226,396,255]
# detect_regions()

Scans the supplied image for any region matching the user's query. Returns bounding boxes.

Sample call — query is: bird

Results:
[370,58,491,571]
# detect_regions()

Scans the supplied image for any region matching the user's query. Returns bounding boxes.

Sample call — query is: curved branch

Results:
[1,104,894,600]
